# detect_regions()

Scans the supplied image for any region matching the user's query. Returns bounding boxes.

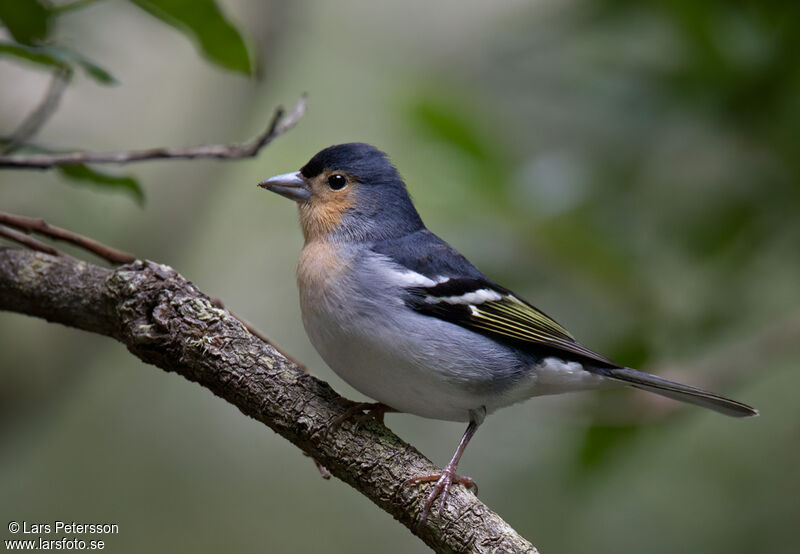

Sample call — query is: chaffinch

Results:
[259,142,757,523]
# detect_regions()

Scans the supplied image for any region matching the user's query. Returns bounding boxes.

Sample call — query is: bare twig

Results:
[0,94,307,169]
[0,225,63,256]
[0,212,135,264]
[1,68,72,155]
[0,247,538,553]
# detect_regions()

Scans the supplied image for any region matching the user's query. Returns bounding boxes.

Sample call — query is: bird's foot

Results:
[328,401,394,434]
[301,450,331,480]
[403,464,478,525]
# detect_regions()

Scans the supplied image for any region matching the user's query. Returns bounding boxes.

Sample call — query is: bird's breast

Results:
[296,239,365,355]
[296,239,351,304]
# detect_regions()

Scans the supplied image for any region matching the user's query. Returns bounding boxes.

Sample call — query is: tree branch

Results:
[0,247,538,554]
[0,94,307,169]
[0,211,135,264]
[0,225,62,256]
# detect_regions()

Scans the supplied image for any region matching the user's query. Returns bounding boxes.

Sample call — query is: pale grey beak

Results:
[258,171,311,202]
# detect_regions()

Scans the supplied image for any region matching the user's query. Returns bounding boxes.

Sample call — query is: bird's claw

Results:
[301,450,331,479]
[403,465,478,525]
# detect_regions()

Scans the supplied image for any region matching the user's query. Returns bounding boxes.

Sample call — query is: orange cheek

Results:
[298,189,355,241]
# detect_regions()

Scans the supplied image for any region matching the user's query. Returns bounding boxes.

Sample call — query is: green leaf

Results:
[0,0,51,45]
[57,164,144,205]
[129,0,252,74]
[0,42,66,70]
[0,42,116,85]
[69,52,116,84]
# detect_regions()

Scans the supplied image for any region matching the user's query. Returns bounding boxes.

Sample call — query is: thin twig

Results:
[0,94,307,169]
[1,67,72,155]
[0,225,63,256]
[0,212,135,264]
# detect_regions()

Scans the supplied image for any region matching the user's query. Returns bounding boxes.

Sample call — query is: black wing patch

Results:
[407,278,620,369]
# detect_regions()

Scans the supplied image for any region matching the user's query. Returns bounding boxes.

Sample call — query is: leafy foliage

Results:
[129,0,252,75]
[0,42,116,84]
[56,164,144,205]
[0,0,254,203]
[0,0,51,45]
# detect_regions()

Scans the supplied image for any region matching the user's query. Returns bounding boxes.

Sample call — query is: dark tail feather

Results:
[596,367,758,418]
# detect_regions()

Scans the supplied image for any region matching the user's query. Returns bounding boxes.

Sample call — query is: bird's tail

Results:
[595,367,758,418]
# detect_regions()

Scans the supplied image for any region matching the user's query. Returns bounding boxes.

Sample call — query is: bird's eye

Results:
[327,174,347,190]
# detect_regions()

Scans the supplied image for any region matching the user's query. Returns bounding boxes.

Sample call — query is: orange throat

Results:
[297,194,355,242]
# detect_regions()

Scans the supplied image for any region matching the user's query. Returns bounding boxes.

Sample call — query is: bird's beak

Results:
[258,171,311,202]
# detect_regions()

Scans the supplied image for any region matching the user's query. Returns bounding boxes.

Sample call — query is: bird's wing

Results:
[371,231,619,368]
[371,229,486,281]
[406,277,619,368]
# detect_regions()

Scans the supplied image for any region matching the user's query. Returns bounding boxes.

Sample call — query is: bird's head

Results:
[259,143,423,242]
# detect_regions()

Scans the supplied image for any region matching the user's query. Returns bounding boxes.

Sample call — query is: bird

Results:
[258,142,758,523]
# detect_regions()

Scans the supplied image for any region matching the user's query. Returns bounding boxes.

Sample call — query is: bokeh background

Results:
[2,0,799,552]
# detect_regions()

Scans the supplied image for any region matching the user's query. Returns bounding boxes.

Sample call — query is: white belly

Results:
[300,296,613,422]
[296,242,612,421]
[302,300,492,421]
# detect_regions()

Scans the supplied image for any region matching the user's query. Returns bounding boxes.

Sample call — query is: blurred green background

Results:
[1,0,799,552]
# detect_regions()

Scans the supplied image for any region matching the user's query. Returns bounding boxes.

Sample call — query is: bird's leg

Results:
[403,418,481,525]
[328,401,396,433]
